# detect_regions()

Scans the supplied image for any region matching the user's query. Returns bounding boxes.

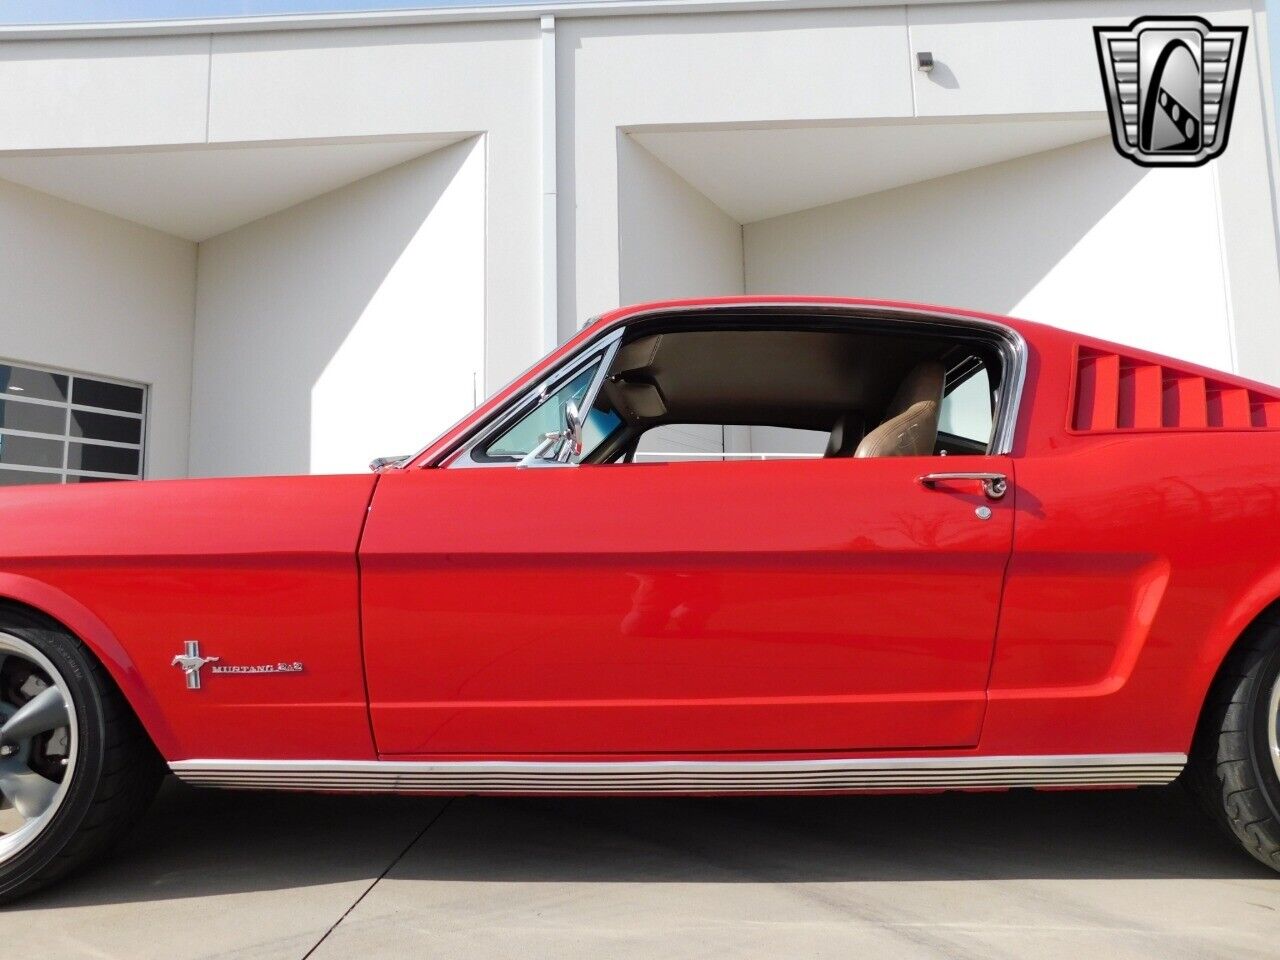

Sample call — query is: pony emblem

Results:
[171,641,219,690]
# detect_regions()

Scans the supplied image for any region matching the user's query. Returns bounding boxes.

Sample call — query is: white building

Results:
[0,0,1276,481]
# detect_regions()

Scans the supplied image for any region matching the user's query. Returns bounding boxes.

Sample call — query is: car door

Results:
[359,455,1014,756]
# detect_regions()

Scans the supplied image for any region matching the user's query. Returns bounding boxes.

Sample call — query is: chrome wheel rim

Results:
[0,633,77,864]
[1270,672,1280,786]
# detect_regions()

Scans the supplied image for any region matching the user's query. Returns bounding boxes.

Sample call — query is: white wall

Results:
[1212,1,1280,380]
[616,135,745,457]
[559,7,915,338]
[0,35,210,151]
[206,21,541,390]
[190,137,485,477]
[557,1,1280,380]
[745,137,1236,372]
[0,20,543,391]
[617,135,744,304]
[612,136,826,459]
[745,426,828,457]
[0,177,195,478]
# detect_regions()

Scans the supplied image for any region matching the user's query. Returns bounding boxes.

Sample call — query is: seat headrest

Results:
[824,413,862,458]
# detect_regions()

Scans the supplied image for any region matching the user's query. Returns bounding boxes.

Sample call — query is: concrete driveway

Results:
[8,780,1278,959]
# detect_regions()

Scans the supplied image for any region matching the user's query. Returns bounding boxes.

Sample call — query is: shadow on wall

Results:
[922,58,960,89]
[189,136,484,479]
[742,137,1234,368]
[742,136,1146,318]
[617,133,747,304]
[611,130,1234,364]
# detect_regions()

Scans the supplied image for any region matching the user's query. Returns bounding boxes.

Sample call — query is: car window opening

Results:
[475,317,1004,466]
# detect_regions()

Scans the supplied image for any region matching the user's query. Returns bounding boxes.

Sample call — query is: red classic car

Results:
[1,296,1279,899]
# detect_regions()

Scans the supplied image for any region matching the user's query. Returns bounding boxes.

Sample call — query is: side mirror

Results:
[369,454,409,472]
[556,401,585,463]
[518,400,584,468]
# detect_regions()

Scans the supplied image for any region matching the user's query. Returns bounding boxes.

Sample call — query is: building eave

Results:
[0,0,1009,40]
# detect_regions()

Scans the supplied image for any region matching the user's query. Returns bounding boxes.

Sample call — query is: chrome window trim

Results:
[171,752,1185,793]
[431,303,1027,468]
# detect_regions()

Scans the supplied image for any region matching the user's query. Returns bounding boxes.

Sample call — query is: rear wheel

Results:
[1189,617,1280,871]
[0,612,163,902]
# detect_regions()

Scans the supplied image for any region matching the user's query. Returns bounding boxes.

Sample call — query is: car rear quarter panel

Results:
[983,321,1280,756]
[0,475,377,761]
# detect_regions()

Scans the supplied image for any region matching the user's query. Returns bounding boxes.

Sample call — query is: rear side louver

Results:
[1072,347,1280,432]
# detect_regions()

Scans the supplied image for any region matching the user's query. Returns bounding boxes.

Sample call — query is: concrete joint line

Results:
[298,798,455,960]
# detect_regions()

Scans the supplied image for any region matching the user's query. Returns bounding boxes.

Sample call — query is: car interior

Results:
[476,314,1003,465]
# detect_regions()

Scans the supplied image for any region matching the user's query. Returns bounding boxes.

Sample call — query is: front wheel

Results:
[0,612,163,902]
[1189,616,1280,871]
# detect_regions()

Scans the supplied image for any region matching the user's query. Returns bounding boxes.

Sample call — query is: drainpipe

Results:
[540,14,559,352]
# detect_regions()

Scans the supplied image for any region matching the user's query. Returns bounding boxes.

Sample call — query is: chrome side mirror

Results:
[519,400,584,468]
[369,454,410,472]
[556,400,584,463]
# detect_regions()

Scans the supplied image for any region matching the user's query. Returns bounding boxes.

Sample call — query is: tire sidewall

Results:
[0,623,108,896]
[1247,642,1280,824]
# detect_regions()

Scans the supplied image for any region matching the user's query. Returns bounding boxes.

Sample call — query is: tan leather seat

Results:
[854,360,945,458]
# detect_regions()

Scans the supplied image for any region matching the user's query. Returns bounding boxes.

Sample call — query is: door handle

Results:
[919,472,1008,500]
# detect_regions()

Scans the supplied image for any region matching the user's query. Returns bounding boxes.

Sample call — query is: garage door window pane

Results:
[67,442,140,476]
[70,410,142,445]
[0,400,66,436]
[71,378,144,414]
[0,468,59,486]
[0,434,63,469]
[0,366,69,403]
[0,362,146,486]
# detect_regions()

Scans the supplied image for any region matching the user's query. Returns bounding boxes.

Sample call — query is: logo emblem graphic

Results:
[171,640,219,690]
[1094,17,1246,167]
[171,641,305,690]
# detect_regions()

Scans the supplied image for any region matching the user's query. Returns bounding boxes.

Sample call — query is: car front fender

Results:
[0,571,178,758]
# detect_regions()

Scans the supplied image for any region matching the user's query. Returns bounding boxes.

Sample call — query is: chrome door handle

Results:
[919,471,1008,500]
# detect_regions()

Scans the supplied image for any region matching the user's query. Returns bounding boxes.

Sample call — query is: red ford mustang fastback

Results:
[1,296,1278,899]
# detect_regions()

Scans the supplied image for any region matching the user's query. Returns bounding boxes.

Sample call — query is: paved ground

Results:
[8,780,1278,959]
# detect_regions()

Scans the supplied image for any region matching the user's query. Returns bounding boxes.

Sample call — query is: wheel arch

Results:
[1189,567,1280,748]
[0,572,178,759]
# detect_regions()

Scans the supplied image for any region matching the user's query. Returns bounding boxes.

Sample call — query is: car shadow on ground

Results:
[13,778,1274,910]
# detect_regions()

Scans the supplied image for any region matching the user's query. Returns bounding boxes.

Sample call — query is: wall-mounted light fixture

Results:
[916,51,935,73]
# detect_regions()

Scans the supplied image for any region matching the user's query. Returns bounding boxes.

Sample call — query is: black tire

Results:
[1188,613,1280,871]
[0,608,164,903]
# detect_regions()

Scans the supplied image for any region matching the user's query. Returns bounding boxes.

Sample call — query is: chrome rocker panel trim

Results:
[170,753,1186,793]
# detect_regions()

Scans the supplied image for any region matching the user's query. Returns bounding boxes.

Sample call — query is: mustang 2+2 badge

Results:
[171,640,304,690]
